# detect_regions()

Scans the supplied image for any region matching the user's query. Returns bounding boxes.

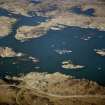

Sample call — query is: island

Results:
[0,47,38,63]
[61,60,85,69]
[94,49,105,56]
[0,47,26,58]
[0,47,17,57]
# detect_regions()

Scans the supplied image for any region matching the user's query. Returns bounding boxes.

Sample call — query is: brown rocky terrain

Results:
[0,47,17,57]
[0,1,105,105]
[0,16,16,37]
[0,72,105,105]
[0,0,105,41]
[14,0,105,41]
[0,47,38,64]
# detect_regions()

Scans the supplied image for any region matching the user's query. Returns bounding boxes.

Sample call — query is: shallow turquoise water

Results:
[0,8,105,85]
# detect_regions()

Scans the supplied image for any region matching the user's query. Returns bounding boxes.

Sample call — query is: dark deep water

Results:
[69,6,95,16]
[0,8,105,86]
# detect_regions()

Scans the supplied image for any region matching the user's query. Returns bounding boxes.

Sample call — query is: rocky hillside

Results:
[0,72,105,105]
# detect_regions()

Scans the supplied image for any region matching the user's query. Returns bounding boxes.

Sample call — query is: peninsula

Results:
[0,16,16,37]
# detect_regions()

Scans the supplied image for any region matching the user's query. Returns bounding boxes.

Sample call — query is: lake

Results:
[0,8,105,86]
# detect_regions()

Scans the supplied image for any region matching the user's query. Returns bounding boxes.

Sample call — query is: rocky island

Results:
[0,47,38,63]
[94,49,105,56]
[62,60,85,69]
[0,47,24,57]
[0,47,17,57]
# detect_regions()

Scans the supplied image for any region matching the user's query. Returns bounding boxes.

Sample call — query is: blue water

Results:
[69,6,95,16]
[0,8,105,85]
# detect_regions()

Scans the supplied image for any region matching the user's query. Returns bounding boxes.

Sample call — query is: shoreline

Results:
[0,71,105,105]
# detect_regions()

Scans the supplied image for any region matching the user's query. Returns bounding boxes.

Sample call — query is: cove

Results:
[69,6,95,16]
